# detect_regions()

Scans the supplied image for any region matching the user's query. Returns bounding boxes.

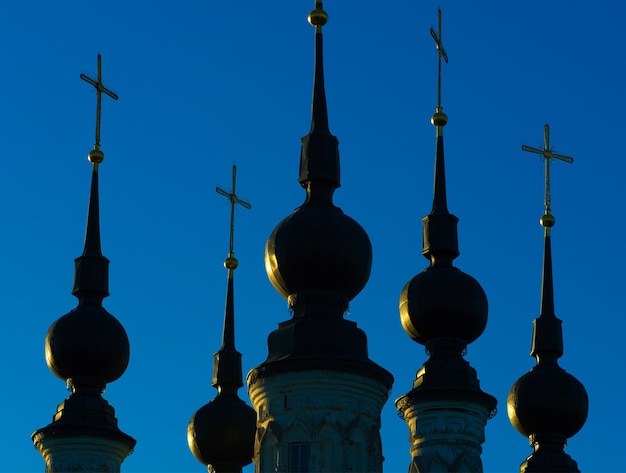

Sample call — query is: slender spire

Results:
[73,54,119,303]
[213,164,251,393]
[299,1,340,200]
[508,125,587,472]
[422,8,458,265]
[308,1,330,135]
[187,167,255,473]
[521,124,574,360]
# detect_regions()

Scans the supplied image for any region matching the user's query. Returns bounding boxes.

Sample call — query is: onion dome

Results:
[265,0,372,320]
[188,169,256,473]
[508,205,588,472]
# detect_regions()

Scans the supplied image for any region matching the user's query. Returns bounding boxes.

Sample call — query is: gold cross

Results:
[522,124,573,214]
[80,54,119,152]
[216,165,252,259]
[430,9,448,108]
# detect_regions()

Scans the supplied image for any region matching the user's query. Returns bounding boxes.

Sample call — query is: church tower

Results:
[246,2,393,472]
[187,165,257,473]
[32,55,136,472]
[508,124,588,472]
[394,10,497,472]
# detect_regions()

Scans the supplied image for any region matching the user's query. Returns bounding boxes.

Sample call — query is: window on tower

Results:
[289,443,310,472]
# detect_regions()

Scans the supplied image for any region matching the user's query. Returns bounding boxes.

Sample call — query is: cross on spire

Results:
[522,124,573,215]
[80,54,119,154]
[430,9,448,108]
[216,165,252,261]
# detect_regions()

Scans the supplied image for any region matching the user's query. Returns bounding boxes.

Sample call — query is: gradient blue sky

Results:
[1,1,624,472]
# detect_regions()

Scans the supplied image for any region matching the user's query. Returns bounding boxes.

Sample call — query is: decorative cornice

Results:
[396,389,497,420]
[248,358,393,389]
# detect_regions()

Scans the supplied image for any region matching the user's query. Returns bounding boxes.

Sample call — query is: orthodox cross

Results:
[80,54,119,151]
[430,9,448,108]
[522,124,573,214]
[216,165,252,259]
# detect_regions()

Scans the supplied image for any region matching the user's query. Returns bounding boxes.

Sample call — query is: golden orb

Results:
[88,148,104,164]
[224,256,239,270]
[540,213,555,227]
[308,7,328,26]
[431,110,448,127]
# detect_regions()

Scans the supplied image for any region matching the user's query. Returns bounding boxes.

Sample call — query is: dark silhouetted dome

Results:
[400,266,487,345]
[45,304,130,383]
[188,394,256,469]
[265,204,372,304]
[508,363,588,439]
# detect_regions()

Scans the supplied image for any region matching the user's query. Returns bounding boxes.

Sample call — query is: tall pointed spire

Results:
[508,125,588,473]
[72,53,119,303]
[33,54,135,472]
[188,165,255,473]
[422,9,458,265]
[248,3,392,471]
[396,9,496,472]
[299,0,340,204]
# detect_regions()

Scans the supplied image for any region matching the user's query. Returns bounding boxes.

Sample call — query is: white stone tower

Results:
[247,2,393,472]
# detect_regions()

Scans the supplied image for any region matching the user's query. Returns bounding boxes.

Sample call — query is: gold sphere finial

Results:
[88,147,104,164]
[224,256,239,270]
[540,212,556,228]
[308,2,328,27]
[431,106,448,127]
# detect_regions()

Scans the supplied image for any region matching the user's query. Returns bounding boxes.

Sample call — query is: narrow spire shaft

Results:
[310,26,330,135]
[299,2,339,191]
[540,229,555,317]
[422,110,458,265]
[212,269,243,393]
[212,165,250,394]
[222,270,236,349]
[72,166,109,301]
[530,228,563,361]
[431,130,449,215]
[84,167,103,257]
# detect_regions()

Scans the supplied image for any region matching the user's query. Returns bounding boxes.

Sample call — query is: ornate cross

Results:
[522,124,573,214]
[80,54,119,151]
[430,9,448,108]
[216,165,252,259]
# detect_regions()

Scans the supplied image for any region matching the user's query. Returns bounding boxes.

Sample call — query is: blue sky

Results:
[1,1,624,472]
